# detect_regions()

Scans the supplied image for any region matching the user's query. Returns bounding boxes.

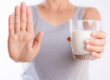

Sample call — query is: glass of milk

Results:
[70,20,102,60]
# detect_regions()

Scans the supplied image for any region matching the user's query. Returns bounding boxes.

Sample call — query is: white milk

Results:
[71,30,92,55]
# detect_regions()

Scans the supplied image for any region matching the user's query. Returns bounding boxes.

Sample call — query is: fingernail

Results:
[86,45,91,50]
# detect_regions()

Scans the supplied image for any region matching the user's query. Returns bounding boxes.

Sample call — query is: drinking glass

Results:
[70,19,102,60]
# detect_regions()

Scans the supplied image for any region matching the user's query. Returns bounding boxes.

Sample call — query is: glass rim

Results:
[70,19,102,32]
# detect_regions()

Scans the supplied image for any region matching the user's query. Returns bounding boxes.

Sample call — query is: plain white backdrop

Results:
[0,0,110,80]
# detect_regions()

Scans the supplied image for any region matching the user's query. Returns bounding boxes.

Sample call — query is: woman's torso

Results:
[21,5,89,80]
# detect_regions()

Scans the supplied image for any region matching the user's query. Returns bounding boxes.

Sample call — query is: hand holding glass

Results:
[70,20,102,60]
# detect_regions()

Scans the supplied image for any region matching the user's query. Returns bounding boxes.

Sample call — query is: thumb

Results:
[33,32,43,50]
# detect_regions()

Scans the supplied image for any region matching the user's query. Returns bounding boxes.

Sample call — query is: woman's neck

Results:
[44,0,71,11]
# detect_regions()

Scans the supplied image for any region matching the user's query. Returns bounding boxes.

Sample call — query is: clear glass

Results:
[70,20,102,60]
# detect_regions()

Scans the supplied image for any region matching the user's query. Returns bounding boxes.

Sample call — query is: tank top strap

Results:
[74,7,85,20]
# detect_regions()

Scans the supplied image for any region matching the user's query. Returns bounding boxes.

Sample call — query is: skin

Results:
[8,3,43,62]
[8,0,106,62]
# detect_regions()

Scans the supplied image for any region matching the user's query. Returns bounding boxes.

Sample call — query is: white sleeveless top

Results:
[21,6,89,80]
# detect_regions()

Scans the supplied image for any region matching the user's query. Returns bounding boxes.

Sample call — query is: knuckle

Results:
[15,23,20,27]
[98,48,104,53]
[21,19,26,23]
[90,39,96,45]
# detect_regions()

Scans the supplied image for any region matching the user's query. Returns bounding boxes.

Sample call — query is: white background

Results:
[0,0,110,80]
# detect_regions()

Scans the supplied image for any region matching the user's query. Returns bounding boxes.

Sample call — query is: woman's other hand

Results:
[67,31,106,59]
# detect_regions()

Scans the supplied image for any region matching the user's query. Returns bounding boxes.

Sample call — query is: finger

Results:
[86,45,104,53]
[33,32,43,51]
[85,38,105,46]
[8,15,14,38]
[91,52,102,59]
[67,37,71,42]
[15,6,20,33]
[91,31,106,39]
[26,6,33,32]
[20,2,26,31]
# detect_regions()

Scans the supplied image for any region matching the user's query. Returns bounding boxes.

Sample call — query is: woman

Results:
[8,0,106,80]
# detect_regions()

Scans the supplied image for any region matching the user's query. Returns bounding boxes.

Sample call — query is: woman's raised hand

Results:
[8,2,43,62]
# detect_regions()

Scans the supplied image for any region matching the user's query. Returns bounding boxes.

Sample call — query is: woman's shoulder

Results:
[83,7,101,20]
[71,4,101,20]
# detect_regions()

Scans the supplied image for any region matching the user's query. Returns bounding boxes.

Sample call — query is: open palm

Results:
[8,2,43,62]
